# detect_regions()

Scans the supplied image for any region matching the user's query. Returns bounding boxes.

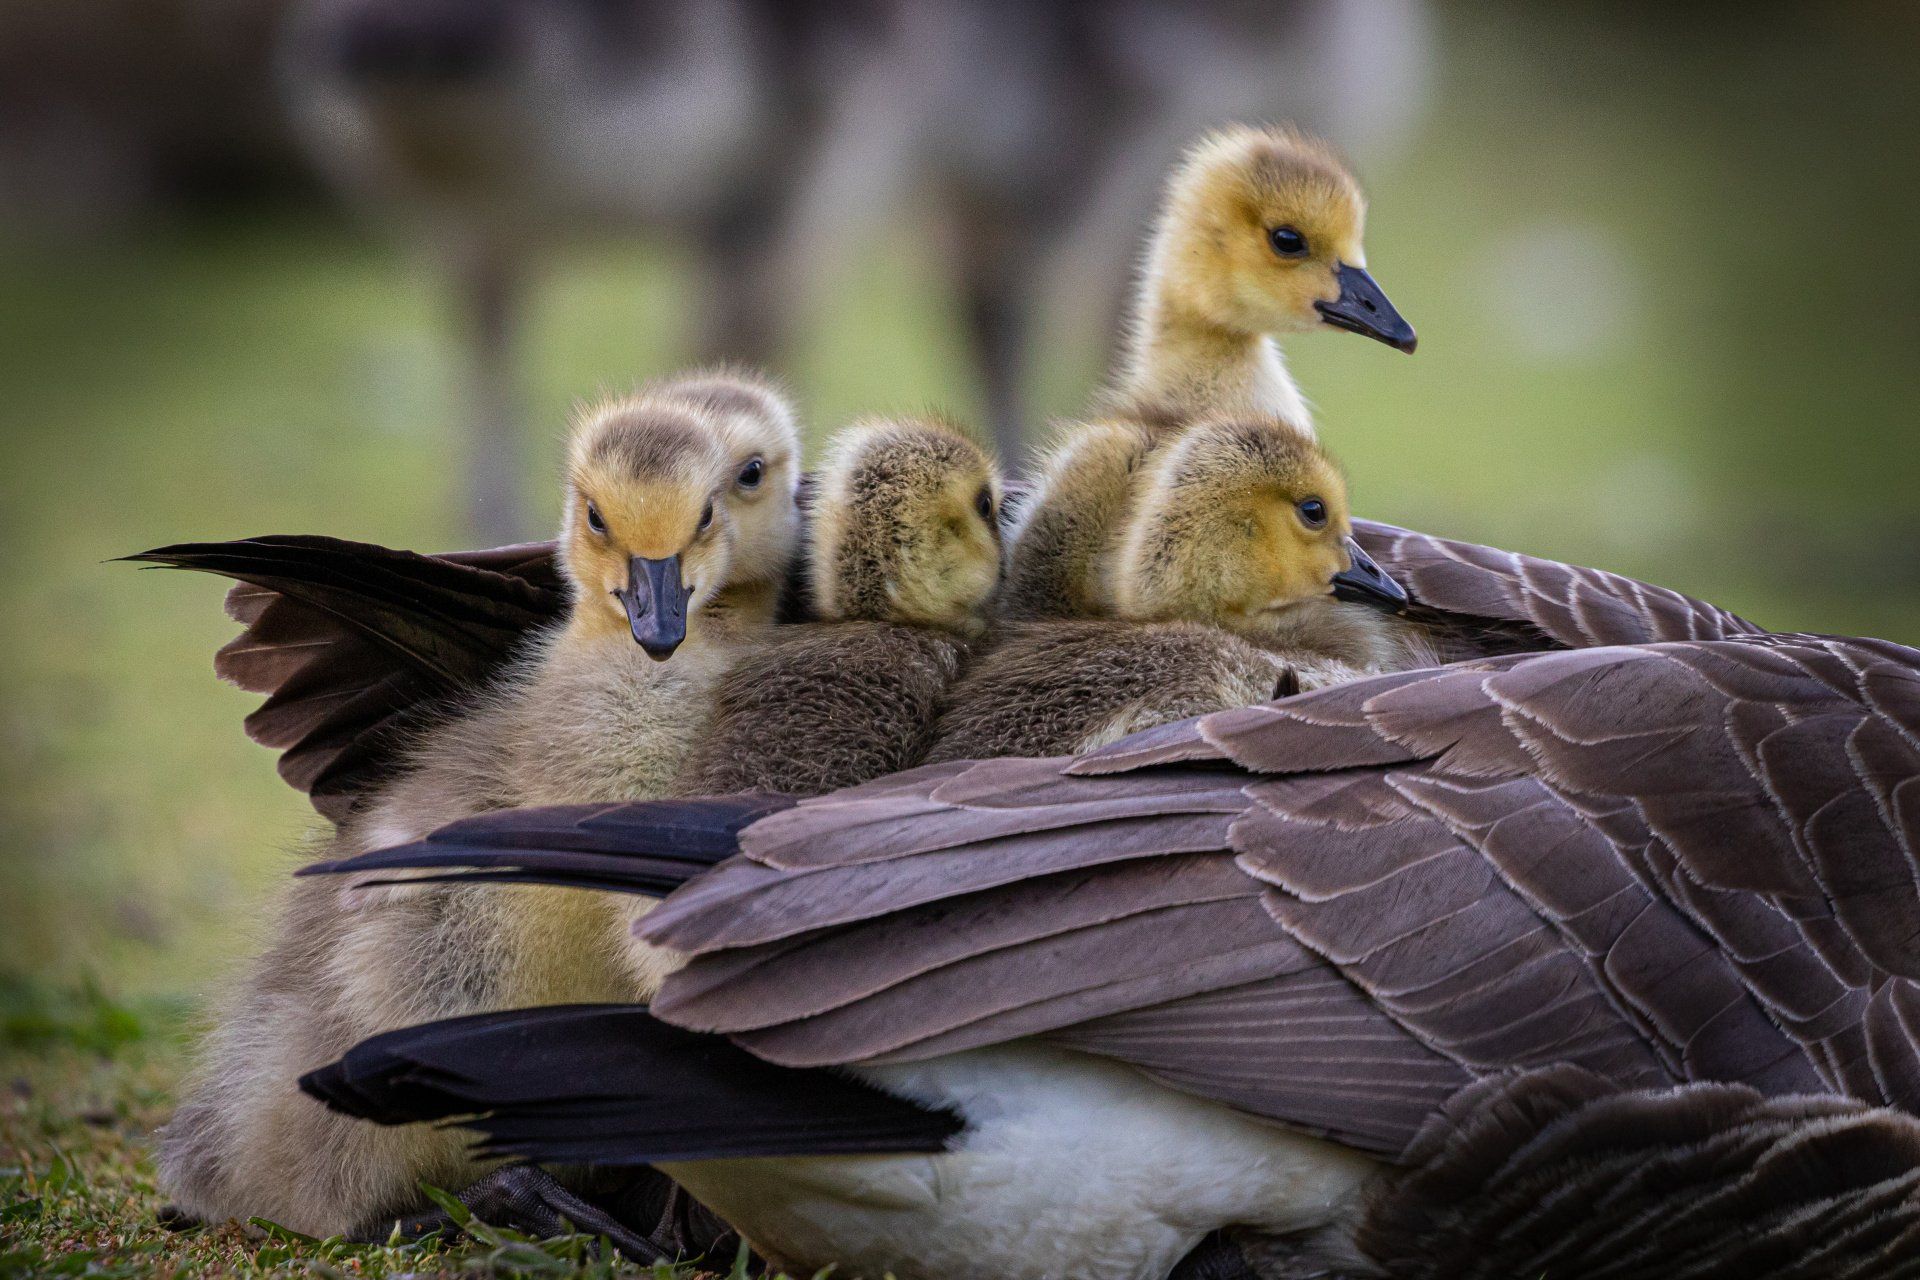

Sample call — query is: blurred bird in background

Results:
[277,0,1433,541]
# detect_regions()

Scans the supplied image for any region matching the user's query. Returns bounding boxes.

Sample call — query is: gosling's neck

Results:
[1115,295,1313,431]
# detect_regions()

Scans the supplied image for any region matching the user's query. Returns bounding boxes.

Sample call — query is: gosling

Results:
[1003,124,1414,619]
[930,413,1429,761]
[673,413,1001,797]
[1106,122,1415,427]
[155,371,801,1238]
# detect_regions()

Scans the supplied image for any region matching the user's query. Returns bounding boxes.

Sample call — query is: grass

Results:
[0,980,761,1278]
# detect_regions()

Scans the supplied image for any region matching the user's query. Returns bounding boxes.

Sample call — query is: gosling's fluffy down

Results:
[924,619,1289,762]
[675,414,1001,797]
[997,414,1165,622]
[934,415,1430,762]
[1003,122,1412,623]
[157,371,801,1237]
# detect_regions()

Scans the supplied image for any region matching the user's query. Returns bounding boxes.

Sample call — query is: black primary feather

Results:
[126,535,569,819]
[300,1004,963,1166]
[300,793,793,896]
[124,535,565,687]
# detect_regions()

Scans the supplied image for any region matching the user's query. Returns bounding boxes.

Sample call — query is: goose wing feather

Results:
[632,634,1920,1156]
[302,792,796,896]
[1353,517,1763,655]
[299,1003,961,1166]
[126,536,565,818]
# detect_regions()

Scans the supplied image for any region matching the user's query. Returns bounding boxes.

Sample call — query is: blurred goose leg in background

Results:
[693,195,781,371]
[454,241,524,545]
[956,209,1031,466]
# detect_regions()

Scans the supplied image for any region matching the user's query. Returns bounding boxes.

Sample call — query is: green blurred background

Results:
[3,0,1919,1017]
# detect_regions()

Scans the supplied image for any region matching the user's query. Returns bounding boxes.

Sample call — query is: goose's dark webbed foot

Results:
[352,1164,732,1265]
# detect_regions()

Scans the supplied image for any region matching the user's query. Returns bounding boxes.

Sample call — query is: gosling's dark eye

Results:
[974,487,995,523]
[698,500,715,532]
[1297,497,1328,529]
[585,502,606,534]
[1268,226,1309,258]
[736,457,764,490]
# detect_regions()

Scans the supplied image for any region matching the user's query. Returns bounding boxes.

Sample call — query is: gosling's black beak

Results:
[1316,263,1417,353]
[614,554,693,660]
[1331,539,1409,614]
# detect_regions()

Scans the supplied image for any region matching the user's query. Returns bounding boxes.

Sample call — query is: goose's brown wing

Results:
[128,536,565,820]
[1352,517,1764,657]
[642,633,1920,1157]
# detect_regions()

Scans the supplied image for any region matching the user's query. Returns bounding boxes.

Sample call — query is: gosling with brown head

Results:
[1108,123,1415,428]
[155,369,801,1240]
[675,413,1001,797]
[931,415,1429,762]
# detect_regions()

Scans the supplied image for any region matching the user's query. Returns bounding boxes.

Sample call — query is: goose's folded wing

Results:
[635,633,1920,1158]
[126,536,565,819]
[1352,517,1763,654]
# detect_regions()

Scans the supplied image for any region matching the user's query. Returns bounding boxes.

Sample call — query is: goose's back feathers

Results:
[1355,518,1762,657]
[300,632,1920,1276]
[635,633,1920,1157]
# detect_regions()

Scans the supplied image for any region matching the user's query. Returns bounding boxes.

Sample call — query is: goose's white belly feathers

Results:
[662,1044,1379,1280]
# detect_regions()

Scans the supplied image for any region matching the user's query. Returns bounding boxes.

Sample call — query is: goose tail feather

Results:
[300,1004,962,1166]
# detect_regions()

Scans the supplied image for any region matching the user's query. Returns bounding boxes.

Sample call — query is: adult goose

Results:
[127,509,1760,823]
[306,629,1920,1279]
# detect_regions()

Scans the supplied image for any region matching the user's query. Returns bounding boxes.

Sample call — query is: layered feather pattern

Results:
[314,629,1920,1170]
[623,633,1920,1158]
[1352,518,1763,655]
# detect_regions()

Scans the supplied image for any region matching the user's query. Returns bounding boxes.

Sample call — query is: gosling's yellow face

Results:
[655,372,803,588]
[812,416,1002,633]
[888,454,1002,633]
[560,402,738,660]
[1224,461,1357,619]
[1116,418,1407,633]
[1171,127,1416,352]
